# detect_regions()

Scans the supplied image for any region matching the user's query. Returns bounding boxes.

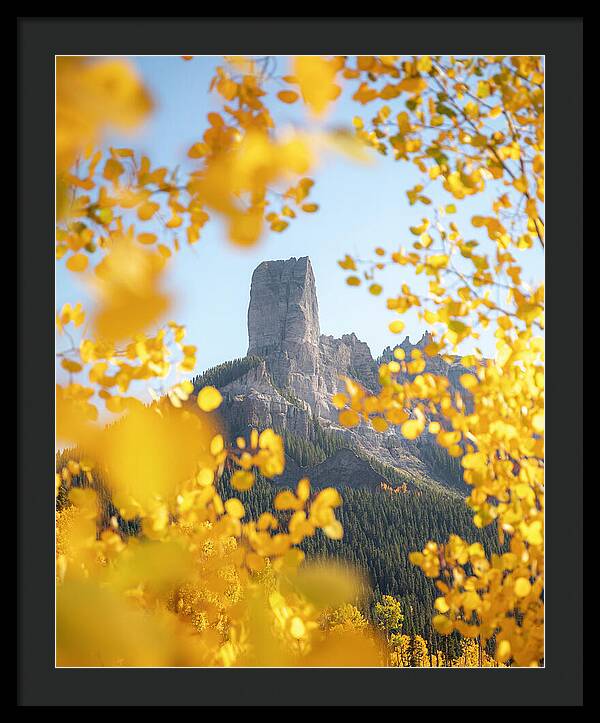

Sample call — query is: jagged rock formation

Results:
[205,256,470,492]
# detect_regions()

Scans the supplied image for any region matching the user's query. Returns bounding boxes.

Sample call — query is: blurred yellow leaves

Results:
[197,385,223,413]
[190,129,313,246]
[56,302,85,333]
[400,419,424,441]
[56,57,152,175]
[231,470,255,492]
[293,56,341,116]
[339,409,360,428]
[90,239,171,343]
[56,382,98,446]
[97,404,212,521]
[56,419,361,667]
[65,253,89,272]
[57,580,176,667]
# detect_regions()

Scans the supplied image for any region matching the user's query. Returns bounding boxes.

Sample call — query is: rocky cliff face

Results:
[248,257,320,354]
[215,256,469,491]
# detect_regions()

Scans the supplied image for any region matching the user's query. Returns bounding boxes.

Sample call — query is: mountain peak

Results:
[247,256,320,355]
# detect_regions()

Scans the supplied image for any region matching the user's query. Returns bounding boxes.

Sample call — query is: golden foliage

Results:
[56,57,152,176]
[332,55,544,666]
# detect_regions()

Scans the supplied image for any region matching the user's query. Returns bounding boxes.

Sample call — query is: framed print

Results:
[18,16,582,707]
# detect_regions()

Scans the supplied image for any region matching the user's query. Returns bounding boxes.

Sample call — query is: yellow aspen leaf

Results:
[514,578,532,598]
[294,56,340,116]
[61,359,83,373]
[407,358,425,374]
[460,373,478,390]
[339,409,360,428]
[389,320,406,334]
[137,233,157,245]
[477,80,491,98]
[353,82,379,105]
[296,477,311,502]
[277,90,299,104]
[103,158,124,183]
[409,551,423,566]
[301,203,319,213]
[270,219,289,233]
[371,417,388,433]
[196,468,214,487]
[224,498,245,519]
[229,209,263,247]
[346,276,361,286]
[369,284,383,296]
[417,56,432,72]
[427,254,449,269]
[523,521,543,546]
[526,198,539,219]
[357,55,375,71]
[398,76,427,94]
[434,597,450,613]
[332,392,348,410]
[338,255,357,270]
[137,201,160,221]
[166,214,182,229]
[313,487,342,510]
[323,519,344,540]
[516,302,542,324]
[462,452,487,470]
[231,470,255,492]
[513,176,528,193]
[289,616,306,639]
[197,386,223,412]
[401,419,422,440]
[188,142,209,159]
[56,58,152,174]
[210,434,224,456]
[496,640,511,664]
[274,490,303,511]
[385,408,408,425]
[432,614,453,635]
[66,253,89,272]
[437,430,461,448]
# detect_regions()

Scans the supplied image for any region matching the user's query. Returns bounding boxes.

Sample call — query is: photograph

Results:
[52,51,547,670]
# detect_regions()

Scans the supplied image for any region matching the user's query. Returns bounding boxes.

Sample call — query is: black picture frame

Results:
[18,17,583,707]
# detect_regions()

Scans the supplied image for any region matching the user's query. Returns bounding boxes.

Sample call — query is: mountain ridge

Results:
[194,256,469,493]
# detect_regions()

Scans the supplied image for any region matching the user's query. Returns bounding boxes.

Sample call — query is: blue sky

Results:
[56,56,544,386]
